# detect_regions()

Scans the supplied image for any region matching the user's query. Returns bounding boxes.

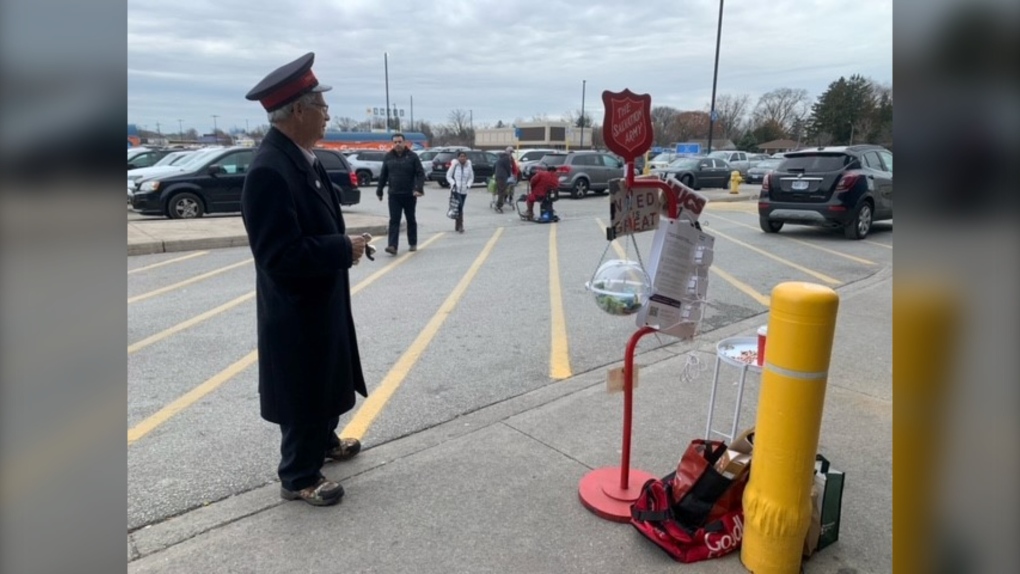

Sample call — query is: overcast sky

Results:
[127,0,892,135]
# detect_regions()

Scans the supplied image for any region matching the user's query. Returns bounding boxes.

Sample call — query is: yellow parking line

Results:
[549,225,572,380]
[342,228,502,440]
[128,292,256,354]
[126,237,444,445]
[128,251,210,274]
[863,239,892,249]
[595,217,628,259]
[128,259,253,304]
[128,351,258,444]
[710,267,771,307]
[708,213,876,265]
[710,228,841,286]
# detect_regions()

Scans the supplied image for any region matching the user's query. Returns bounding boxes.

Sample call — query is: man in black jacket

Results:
[242,53,370,507]
[493,146,516,212]
[375,133,425,254]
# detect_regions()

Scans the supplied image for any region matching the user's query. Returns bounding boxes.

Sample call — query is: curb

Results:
[127,223,391,256]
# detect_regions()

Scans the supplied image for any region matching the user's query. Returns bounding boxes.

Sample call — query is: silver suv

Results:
[540,151,625,199]
[345,150,387,186]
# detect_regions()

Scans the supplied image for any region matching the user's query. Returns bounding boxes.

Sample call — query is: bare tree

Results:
[752,88,810,135]
[674,111,710,142]
[709,94,751,142]
[448,109,472,136]
[530,113,549,122]
[333,117,359,131]
[650,106,680,146]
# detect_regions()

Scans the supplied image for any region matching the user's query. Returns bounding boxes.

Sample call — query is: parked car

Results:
[515,148,559,179]
[707,150,753,177]
[646,152,680,170]
[130,147,359,218]
[345,150,387,187]
[744,157,784,184]
[127,147,173,170]
[758,145,893,239]
[415,149,441,168]
[538,151,626,199]
[127,147,224,197]
[652,157,732,189]
[428,150,498,187]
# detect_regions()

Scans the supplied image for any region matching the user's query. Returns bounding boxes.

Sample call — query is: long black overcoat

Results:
[240,127,367,425]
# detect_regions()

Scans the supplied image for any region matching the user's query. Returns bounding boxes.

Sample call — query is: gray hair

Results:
[267,92,319,124]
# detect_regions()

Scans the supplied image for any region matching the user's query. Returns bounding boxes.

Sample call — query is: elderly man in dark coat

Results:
[242,53,370,506]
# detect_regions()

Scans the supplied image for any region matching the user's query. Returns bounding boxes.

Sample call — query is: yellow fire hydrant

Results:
[729,170,743,194]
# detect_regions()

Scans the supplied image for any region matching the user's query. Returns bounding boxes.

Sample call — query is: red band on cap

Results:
[260,70,319,111]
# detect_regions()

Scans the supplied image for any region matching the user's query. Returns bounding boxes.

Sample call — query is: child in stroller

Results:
[515,164,560,223]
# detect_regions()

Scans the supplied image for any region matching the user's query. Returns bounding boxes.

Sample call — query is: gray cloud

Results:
[128,0,892,134]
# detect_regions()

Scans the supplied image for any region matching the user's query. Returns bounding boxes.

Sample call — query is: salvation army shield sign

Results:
[601,89,653,161]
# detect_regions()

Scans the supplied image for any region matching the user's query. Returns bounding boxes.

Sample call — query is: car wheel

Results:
[844,201,873,240]
[759,215,783,233]
[570,178,589,199]
[680,174,694,188]
[438,181,449,188]
[167,192,204,219]
[356,171,372,186]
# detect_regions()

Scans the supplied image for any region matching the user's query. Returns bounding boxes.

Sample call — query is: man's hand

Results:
[349,234,369,264]
[413,190,424,198]
[377,193,383,202]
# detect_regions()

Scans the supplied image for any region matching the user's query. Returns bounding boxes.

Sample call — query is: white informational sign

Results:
[636,216,716,340]
[607,177,663,240]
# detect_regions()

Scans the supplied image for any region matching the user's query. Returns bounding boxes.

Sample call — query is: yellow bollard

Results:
[741,282,839,574]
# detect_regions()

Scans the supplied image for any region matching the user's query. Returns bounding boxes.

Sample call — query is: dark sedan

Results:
[652,157,731,189]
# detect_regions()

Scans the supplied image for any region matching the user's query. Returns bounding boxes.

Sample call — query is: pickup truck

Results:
[707,150,758,178]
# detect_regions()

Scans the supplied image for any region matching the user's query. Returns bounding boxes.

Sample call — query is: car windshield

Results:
[755,159,782,169]
[154,152,191,166]
[650,153,674,163]
[707,151,730,159]
[521,151,551,161]
[538,154,567,166]
[780,154,851,172]
[176,148,222,168]
[667,158,700,169]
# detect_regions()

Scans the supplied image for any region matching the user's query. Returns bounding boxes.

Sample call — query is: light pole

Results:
[212,115,219,143]
[706,0,725,154]
[579,79,587,149]
[245,119,249,134]
[177,119,183,140]
[384,52,391,132]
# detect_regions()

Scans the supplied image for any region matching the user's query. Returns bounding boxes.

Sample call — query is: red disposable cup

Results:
[756,326,767,366]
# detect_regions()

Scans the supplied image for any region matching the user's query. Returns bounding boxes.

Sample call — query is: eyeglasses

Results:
[307,102,329,113]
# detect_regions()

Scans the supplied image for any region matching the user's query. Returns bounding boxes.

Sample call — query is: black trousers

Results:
[387,194,418,249]
[278,416,341,491]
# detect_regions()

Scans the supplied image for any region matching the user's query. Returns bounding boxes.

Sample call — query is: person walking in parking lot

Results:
[376,133,425,254]
[446,151,473,233]
[240,52,368,507]
[493,146,516,212]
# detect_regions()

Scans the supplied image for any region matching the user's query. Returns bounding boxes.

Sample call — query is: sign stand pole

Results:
[578,92,682,520]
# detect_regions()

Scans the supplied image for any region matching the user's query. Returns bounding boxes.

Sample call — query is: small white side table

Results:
[706,336,762,443]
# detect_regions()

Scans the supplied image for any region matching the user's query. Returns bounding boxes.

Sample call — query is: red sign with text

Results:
[601,89,653,161]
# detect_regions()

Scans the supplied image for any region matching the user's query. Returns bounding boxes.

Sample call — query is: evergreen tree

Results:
[808,74,878,144]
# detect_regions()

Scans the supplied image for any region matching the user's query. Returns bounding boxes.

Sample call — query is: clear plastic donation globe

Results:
[585,259,651,316]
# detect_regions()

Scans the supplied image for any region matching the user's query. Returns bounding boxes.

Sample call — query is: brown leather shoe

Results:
[324,437,362,462]
[280,478,344,506]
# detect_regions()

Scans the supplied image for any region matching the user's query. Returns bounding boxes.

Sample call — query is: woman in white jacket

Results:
[445,151,474,233]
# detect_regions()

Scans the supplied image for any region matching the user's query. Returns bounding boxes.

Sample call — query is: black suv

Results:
[758,145,892,239]
[428,150,499,187]
[130,147,359,219]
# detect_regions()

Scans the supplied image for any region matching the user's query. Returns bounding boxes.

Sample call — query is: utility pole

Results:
[177,119,183,139]
[393,103,400,131]
[384,53,391,132]
[706,0,725,154]
[579,79,587,148]
[410,95,414,131]
[212,114,219,143]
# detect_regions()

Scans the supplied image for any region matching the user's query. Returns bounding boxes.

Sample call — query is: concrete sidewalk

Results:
[127,267,891,573]
[126,186,759,256]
